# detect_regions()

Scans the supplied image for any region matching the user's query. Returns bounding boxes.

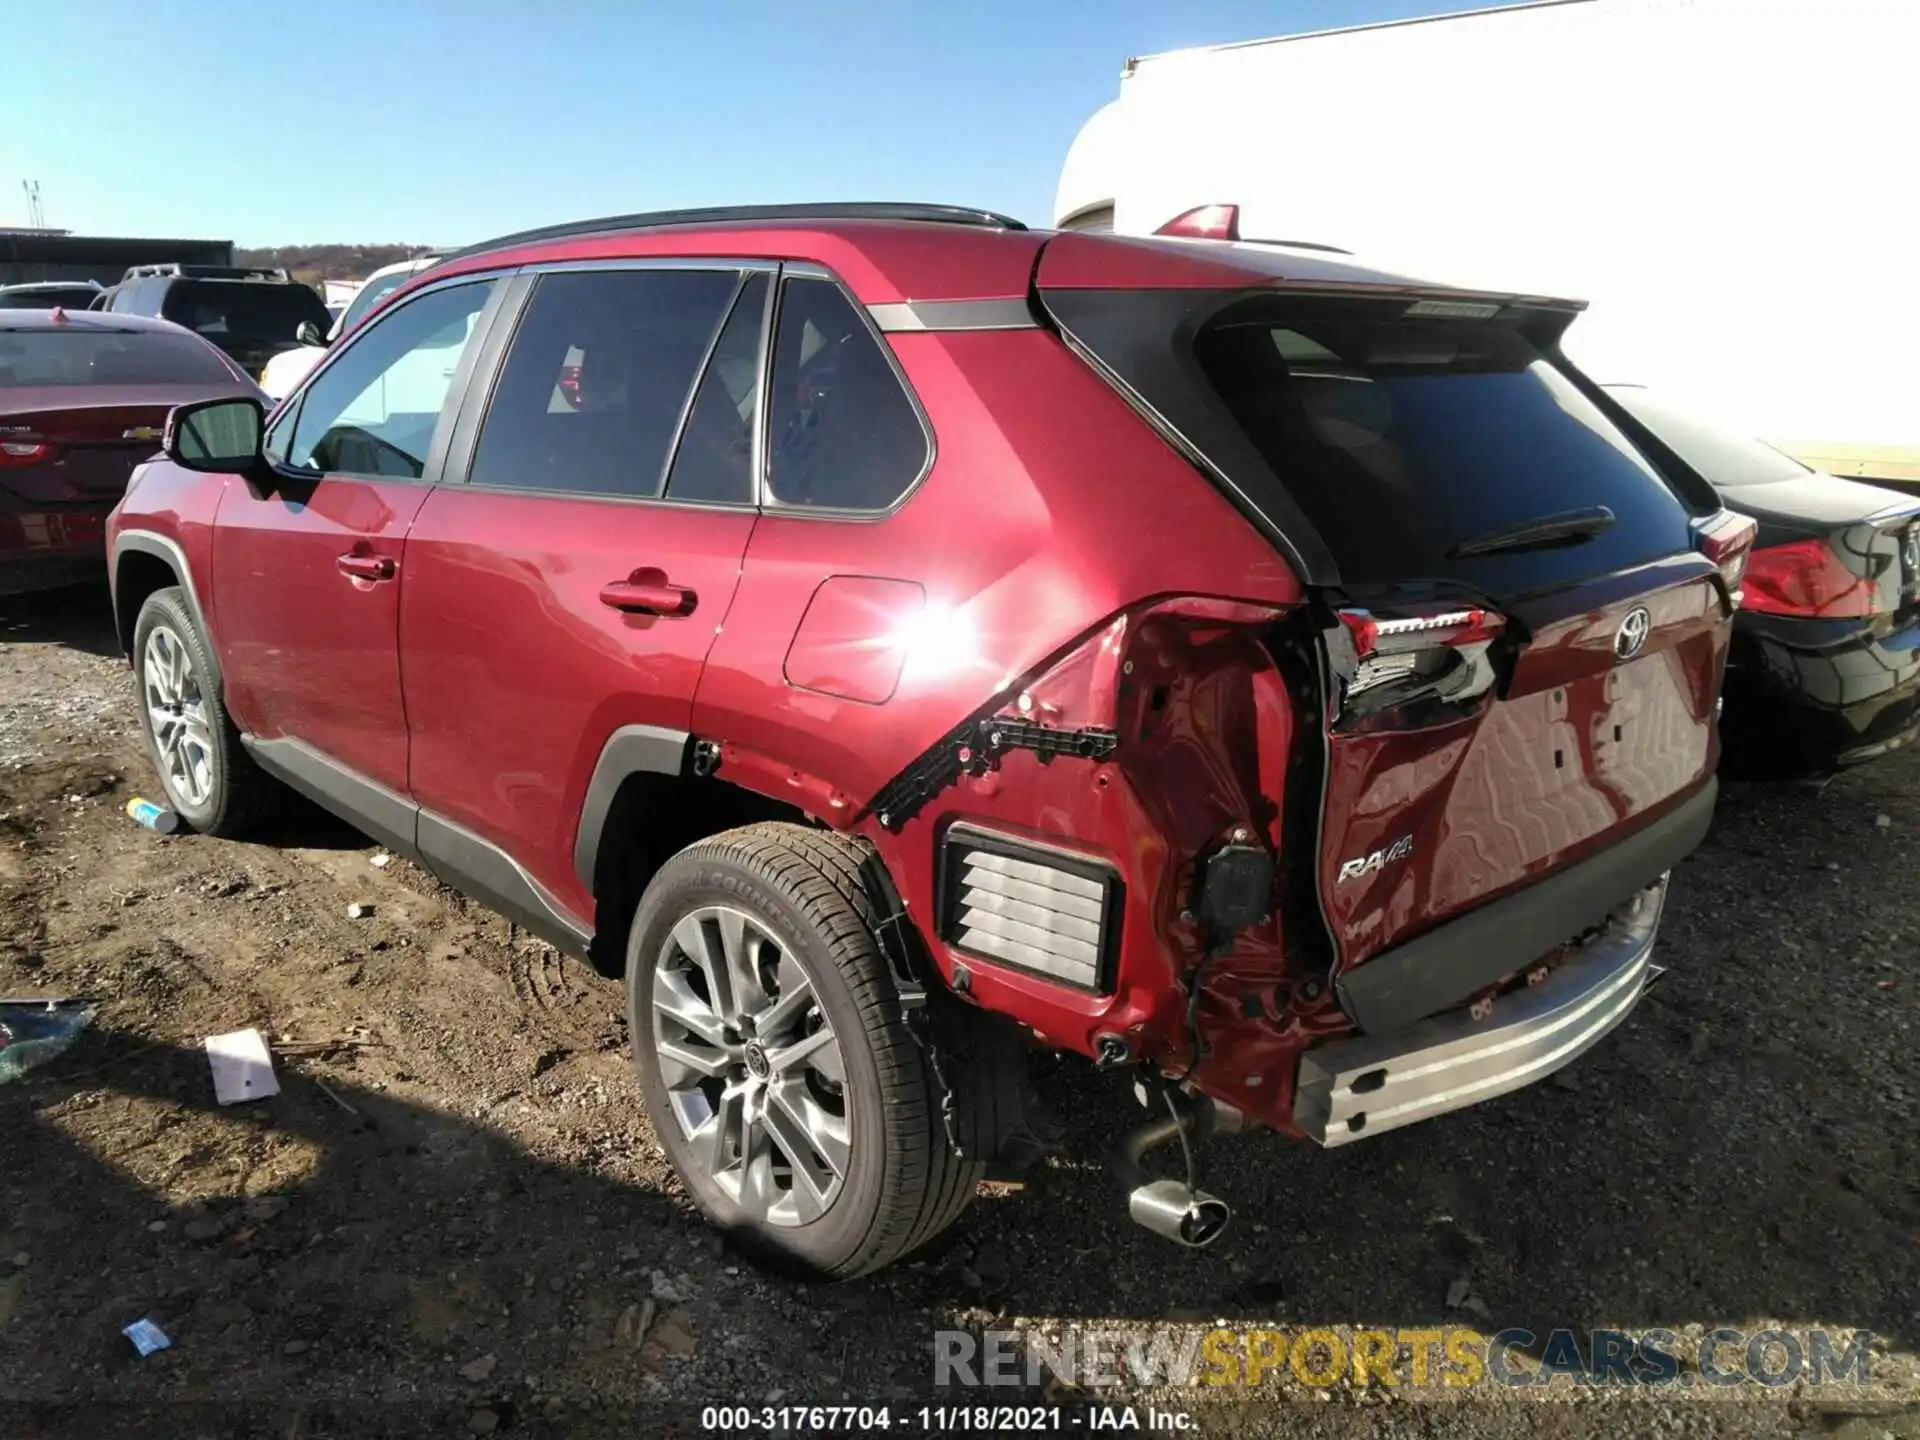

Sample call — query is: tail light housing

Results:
[1740,537,1879,619]
[1332,604,1505,723]
[0,438,54,468]
[1693,510,1758,605]
[1155,203,1241,240]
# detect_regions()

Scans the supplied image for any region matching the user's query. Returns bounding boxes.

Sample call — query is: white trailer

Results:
[1056,0,1920,483]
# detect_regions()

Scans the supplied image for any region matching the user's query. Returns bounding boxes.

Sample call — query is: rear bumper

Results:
[1723,614,1920,770]
[1332,778,1714,1035]
[0,501,111,595]
[1294,879,1665,1146]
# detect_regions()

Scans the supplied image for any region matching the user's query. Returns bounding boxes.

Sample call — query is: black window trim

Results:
[438,256,779,515]
[263,273,510,488]
[762,260,936,521]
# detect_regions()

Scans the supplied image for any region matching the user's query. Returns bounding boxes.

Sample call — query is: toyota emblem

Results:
[1613,606,1652,662]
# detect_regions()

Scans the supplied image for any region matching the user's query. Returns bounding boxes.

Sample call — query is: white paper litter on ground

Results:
[123,1317,171,1355]
[204,1028,279,1105]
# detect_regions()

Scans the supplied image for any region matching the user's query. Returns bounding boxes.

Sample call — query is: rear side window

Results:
[160,280,329,344]
[469,268,741,499]
[766,275,926,511]
[0,329,234,386]
[664,272,768,505]
[336,268,417,337]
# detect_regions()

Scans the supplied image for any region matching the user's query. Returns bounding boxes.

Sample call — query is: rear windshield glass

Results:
[1050,290,1696,596]
[1606,386,1808,488]
[0,287,101,310]
[336,268,416,336]
[0,329,234,386]
[160,281,329,345]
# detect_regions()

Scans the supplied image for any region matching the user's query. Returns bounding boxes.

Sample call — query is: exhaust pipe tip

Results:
[1127,1178,1232,1247]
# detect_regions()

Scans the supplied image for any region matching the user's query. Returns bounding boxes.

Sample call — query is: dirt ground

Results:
[1,580,1916,1439]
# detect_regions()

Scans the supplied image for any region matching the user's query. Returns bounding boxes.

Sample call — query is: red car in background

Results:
[2,309,260,595]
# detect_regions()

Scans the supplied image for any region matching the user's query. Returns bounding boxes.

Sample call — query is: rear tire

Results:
[627,823,984,1278]
[132,587,273,837]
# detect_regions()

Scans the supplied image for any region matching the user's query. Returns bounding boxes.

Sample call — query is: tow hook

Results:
[1109,1081,1235,1248]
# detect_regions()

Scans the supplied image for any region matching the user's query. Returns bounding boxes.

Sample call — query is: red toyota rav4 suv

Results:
[107,203,1754,1277]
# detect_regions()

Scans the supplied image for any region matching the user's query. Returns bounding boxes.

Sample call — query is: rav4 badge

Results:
[1338,834,1413,883]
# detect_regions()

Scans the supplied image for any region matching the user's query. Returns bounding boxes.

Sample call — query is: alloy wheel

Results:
[142,625,215,809]
[651,905,851,1227]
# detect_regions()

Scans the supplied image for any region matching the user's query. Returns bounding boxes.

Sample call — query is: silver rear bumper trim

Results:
[1294,878,1668,1146]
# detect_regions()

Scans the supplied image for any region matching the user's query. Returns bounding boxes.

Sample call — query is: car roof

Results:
[0,279,104,292]
[417,204,1583,312]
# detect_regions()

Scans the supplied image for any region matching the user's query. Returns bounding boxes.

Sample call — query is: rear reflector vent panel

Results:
[937,825,1122,993]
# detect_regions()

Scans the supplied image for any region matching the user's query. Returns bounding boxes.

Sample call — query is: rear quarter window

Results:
[765,275,928,511]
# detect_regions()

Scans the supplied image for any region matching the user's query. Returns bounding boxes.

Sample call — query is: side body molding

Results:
[572,724,693,890]
[244,735,593,960]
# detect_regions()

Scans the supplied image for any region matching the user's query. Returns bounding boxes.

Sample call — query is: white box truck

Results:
[1056,0,1920,485]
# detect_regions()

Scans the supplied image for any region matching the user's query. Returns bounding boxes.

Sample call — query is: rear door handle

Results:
[599,577,697,617]
[337,552,397,582]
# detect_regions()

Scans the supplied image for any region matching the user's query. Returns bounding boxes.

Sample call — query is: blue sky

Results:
[3,0,1502,246]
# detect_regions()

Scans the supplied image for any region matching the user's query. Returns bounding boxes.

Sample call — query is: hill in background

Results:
[235,244,434,287]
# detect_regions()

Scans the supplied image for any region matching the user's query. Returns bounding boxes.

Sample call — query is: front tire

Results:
[132,587,272,837]
[627,824,983,1278]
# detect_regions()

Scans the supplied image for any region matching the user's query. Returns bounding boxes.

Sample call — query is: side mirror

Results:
[165,397,265,474]
[295,320,327,347]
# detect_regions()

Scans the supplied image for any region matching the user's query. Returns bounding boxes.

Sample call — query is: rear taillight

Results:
[0,438,54,468]
[1155,203,1241,240]
[1333,604,1505,718]
[1740,538,1879,619]
[1693,510,1758,603]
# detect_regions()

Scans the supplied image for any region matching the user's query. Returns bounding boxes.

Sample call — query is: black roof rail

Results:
[442,202,1027,265]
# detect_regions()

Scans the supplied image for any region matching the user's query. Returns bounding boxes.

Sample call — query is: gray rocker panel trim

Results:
[244,735,592,959]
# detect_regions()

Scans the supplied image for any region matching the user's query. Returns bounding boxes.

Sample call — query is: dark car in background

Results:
[2,309,260,594]
[92,264,331,382]
[1608,384,1920,774]
[0,281,106,311]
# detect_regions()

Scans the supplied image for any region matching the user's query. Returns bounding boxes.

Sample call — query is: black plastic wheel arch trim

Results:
[571,724,694,889]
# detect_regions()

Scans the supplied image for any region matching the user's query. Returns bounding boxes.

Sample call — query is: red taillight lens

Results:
[0,439,53,468]
[1693,510,1758,601]
[1154,203,1241,240]
[1336,604,1506,707]
[1740,538,1878,619]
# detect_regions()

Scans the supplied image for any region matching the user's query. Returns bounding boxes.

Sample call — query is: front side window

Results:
[765,276,927,510]
[280,280,494,479]
[468,268,742,499]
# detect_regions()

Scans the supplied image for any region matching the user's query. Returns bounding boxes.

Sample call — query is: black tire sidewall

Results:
[626,850,900,1275]
[132,588,230,832]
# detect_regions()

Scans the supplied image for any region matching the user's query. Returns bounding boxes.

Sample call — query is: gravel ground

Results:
[1,581,1916,1439]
